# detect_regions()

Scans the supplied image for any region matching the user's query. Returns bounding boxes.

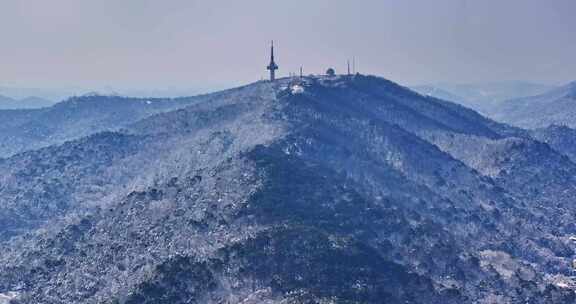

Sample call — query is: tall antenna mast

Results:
[353,57,356,74]
[300,66,303,78]
[267,40,279,82]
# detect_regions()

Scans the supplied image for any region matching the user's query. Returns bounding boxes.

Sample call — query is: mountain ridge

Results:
[1,75,576,303]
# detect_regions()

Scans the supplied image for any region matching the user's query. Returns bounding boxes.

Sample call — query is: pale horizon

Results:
[1,0,575,92]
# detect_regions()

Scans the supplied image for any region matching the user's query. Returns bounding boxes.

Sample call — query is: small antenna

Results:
[347,60,351,76]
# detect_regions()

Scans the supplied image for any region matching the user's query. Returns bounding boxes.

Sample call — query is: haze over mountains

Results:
[488,81,576,129]
[411,82,554,115]
[0,95,54,110]
[413,81,576,136]
[0,86,72,104]
[1,75,576,303]
[0,85,221,110]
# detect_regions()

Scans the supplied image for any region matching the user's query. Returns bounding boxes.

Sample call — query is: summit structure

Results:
[267,41,279,82]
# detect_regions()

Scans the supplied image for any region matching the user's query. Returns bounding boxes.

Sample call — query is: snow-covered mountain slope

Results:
[489,81,576,129]
[531,125,576,163]
[1,76,576,303]
[0,95,204,158]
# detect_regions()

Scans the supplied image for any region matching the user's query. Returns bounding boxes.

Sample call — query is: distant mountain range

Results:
[0,84,224,108]
[0,94,213,158]
[2,76,576,303]
[411,81,554,114]
[0,95,54,110]
[488,81,576,129]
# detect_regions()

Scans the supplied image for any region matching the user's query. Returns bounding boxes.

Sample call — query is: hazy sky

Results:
[1,0,575,91]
